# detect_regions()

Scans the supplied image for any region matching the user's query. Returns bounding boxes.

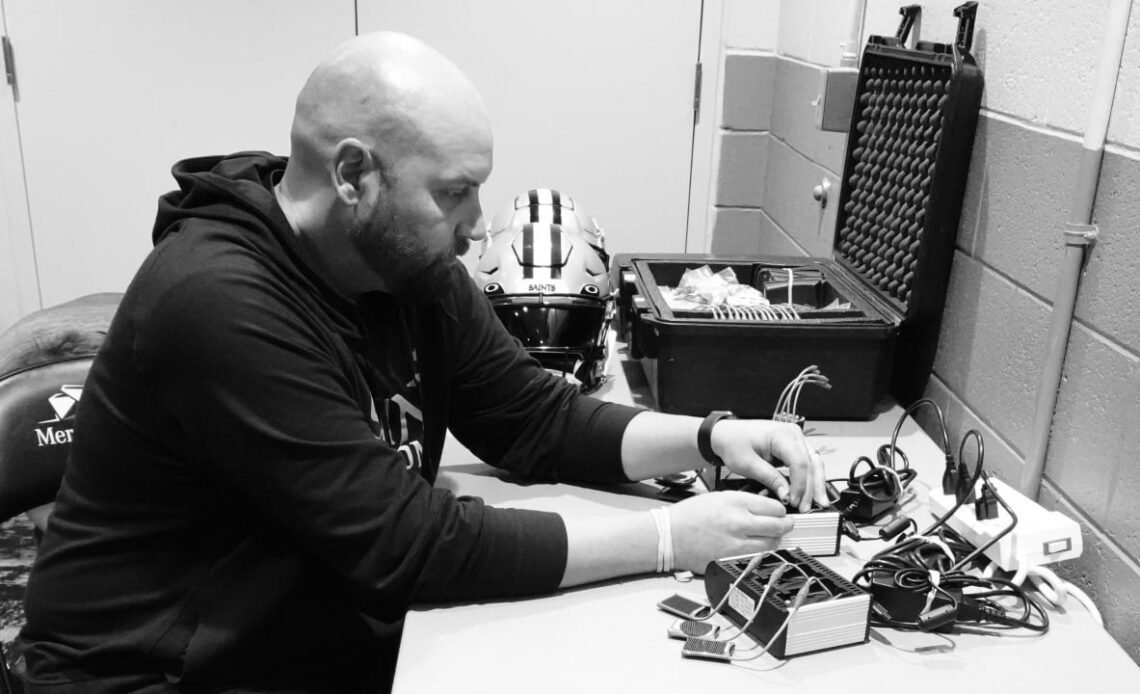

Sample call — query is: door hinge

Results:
[692,62,703,124]
[2,35,16,95]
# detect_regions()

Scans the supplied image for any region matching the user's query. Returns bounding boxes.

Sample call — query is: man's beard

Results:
[349,201,470,302]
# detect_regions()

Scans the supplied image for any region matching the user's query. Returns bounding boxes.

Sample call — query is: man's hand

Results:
[668,491,794,573]
[710,419,828,512]
[620,411,829,512]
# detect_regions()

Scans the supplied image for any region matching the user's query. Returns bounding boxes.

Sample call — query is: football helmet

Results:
[476,189,614,392]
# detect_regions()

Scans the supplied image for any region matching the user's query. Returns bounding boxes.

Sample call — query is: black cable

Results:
[849,446,917,502]
[850,426,1043,636]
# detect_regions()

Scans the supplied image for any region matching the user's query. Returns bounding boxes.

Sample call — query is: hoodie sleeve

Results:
[138,253,567,609]
[444,266,644,483]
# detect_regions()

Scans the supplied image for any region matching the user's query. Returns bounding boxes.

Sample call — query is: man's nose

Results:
[461,200,487,241]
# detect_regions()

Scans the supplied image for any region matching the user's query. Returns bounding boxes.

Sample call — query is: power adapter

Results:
[837,486,895,523]
[867,574,960,626]
[927,477,1082,571]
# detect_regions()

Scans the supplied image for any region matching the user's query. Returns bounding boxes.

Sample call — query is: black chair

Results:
[0,294,121,693]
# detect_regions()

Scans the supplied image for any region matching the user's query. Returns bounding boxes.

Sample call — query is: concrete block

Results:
[769,58,849,175]
[723,0,781,51]
[865,0,1107,134]
[775,0,861,67]
[762,138,839,257]
[921,375,1025,482]
[1104,371,1140,554]
[1076,148,1140,350]
[1039,481,1140,666]
[715,132,769,207]
[967,115,1083,300]
[776,0,815,64]
[1045,325,1140,532]
[721,52,776,131]
[711,207,805,257]
[933,252,1050,453]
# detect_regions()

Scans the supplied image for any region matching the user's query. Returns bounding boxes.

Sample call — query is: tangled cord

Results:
[852,430,1048,635]
[844,444,918,504]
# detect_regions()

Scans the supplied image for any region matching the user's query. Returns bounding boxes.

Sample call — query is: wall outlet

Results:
[815,67,859,132]
[927,477,1082,572]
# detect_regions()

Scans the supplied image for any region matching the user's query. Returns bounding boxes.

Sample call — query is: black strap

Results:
[697,410,736,467]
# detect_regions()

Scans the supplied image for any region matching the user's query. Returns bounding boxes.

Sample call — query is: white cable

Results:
[731,578,821,661]
[718,563,792,641]
[1005,562,1104,629]
[1056,581,1103,628]
[698,552,772,620]
[1027,565,1104,628]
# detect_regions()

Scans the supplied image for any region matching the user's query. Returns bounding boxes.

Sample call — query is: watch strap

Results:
[697,410,736,467]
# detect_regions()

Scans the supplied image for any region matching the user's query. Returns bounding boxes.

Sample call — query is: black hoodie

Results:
[16,153,639,692]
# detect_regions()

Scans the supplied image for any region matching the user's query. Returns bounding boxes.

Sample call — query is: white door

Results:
[1,0,355,309]
[357,0,704,261]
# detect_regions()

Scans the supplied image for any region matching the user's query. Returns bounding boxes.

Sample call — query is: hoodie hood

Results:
[152,151,360,337]
[153,151,290,246]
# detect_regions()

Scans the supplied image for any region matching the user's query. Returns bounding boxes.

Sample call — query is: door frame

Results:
[0,0,41,333]
[685,0,723,253]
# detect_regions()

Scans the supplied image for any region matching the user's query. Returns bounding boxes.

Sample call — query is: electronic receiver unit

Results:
[704,549,871,658]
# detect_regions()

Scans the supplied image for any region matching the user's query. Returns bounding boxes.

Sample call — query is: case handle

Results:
[895,5,922,46]
[954,2,979,53]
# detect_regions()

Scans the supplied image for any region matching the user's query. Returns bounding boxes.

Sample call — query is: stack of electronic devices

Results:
[616,4,983,419]
[703,549,871,658]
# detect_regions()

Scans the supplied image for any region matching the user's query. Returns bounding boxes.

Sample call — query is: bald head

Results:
[283,31,491,198]
[275,32,493,299]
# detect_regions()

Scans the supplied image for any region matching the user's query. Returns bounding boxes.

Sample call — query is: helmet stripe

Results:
[551,225,562,279]
[551,189,563,224]
[522,223,534,278]
[528,189,540,222]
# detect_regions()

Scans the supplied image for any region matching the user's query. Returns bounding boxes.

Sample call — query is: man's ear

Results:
[331,138,377,206]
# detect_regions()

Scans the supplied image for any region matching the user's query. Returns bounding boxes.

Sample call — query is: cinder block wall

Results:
[710,0,847,256]
[710,0,1140,663]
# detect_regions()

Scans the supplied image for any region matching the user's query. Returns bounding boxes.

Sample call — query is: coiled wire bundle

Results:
[710,303,799,321]
[773,365,831,426]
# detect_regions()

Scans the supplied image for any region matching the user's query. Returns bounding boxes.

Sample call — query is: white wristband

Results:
[650,507,675,573]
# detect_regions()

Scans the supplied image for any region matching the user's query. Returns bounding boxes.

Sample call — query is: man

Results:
[16,32,827,692]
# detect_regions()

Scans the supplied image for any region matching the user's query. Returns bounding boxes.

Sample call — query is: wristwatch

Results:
[697,410,736,467]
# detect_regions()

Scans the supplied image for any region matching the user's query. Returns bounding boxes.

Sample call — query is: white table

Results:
[393,355,1140,694]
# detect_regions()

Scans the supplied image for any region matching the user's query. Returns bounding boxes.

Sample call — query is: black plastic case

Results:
[618,4,983,420]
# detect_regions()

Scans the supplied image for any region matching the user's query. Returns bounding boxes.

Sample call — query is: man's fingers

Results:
[728,491,795,537]
[811,449,830,508]
[748,514,795,538]
[774,425,813,511]
[735,491,786,517]
[732,455,791,504]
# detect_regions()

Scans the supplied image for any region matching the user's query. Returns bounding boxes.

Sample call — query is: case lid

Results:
[832,2,981,323]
